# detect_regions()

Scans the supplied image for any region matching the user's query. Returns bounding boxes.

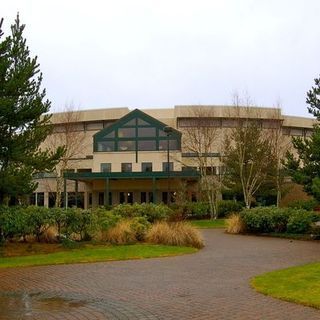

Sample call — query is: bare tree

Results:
[180,107,224,219]
[46,106,86,207]
[223,95,275,208]
[267,102,291,207]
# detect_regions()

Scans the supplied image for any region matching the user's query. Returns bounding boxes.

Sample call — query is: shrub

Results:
[111,203,172,222]
[241,207,276,233]
[130,216,150,241]
[288,199,318,211]
[0,206,31,241]
[25,206,53,242]
[146,221,204,248]
[226,214,245,234]
[286,210,314,234]
[217,200,243,217]
[64,208,98,241]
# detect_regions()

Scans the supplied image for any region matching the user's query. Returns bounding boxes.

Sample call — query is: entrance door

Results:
[119,192,134,204]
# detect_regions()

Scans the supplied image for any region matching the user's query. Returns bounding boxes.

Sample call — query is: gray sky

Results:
[2,0,320,117]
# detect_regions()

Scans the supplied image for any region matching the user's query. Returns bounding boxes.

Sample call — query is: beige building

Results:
[32,105,315,208]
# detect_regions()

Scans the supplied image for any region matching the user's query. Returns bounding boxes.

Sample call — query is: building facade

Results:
[32,105,315,208]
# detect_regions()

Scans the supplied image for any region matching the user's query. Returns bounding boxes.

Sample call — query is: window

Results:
[138,127,156,137]
[159,139,178,150]
[141,192,147,203]
[121,163,132,172]
[94,110,181,152]
[138,140,156,151]
[162,162,173,172]
[49,192,57,208]
[120,192,133,204]
[37,192,44,206]
[118,140,135,151]
[142,162,152,172]
[97,141,114,151]
[118,127,135,138]
[101,163,111,172]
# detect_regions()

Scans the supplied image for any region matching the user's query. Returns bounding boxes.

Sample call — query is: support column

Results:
[64,178,67,209]
[104,178,109,206]
[152,177,157,203]
[44,192,49,208]
[75,180,79,207]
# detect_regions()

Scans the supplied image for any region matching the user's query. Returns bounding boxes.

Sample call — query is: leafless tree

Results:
[46,105,86,207]
[180,107,224,219]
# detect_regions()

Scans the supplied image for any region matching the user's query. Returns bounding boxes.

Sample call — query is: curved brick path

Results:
[1,230,320,319]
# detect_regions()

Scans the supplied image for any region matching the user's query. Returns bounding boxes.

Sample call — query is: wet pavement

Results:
[1,230,320,319]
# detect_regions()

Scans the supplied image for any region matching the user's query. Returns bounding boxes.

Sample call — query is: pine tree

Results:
[0,15,64,204]
[285,76,320,200]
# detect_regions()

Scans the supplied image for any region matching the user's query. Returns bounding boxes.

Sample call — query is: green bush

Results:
[111,203,172,222]
[241,207,320,234]
[130,216,150,241]
[217,200,243,217]
[64,208,98,241]
[286,211,314,234]
[93,208,120,232]
[0,206,31,241]
[111,204,139,218]
[24,206,53,241]
[288,199,318,211]
[241,207,276,233]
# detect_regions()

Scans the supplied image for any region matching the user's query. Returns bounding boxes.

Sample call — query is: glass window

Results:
[99,192,104,206]
[123,119,136,126]
[118,140,135,151]
[138,127,156,137]
[148,192,154,203]
[159,139,178,150]
[97,141,114,152]
[103,131,115,138]
[48,192,56,208]
[162,162,173,172]
[121,163,132,172]
[118,127,136,138]
[138,140,156,151]
[37,192,44,206]
[137,118,150,126]
[141,192,147,203]
[158,129,167,137]
[142,162,152,172]
[101,163,111,172]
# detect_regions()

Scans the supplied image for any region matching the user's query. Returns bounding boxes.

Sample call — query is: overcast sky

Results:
[2,0,320,117]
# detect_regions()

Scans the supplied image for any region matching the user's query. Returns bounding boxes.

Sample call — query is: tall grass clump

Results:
[226,214,245,234]
[146,222,204,249]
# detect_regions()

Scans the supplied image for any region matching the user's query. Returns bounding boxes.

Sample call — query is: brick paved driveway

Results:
[1,230,320,319]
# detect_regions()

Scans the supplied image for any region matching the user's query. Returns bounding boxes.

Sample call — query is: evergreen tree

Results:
[285,76,320,200]
[0,15,64,204]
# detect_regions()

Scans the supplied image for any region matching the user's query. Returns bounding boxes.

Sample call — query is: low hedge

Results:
[241,207,320,234]
[0,203,174,242]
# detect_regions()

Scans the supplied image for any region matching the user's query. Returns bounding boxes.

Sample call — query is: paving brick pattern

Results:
[1,230,320,319]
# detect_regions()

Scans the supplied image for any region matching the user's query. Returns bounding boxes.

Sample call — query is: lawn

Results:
[0,244,197,268]
[190,219,226,229]
[251,262,320,308]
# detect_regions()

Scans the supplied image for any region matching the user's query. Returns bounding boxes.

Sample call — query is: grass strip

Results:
[251,262,320,309]
[0,244,197,268]
[190,219,226,229]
